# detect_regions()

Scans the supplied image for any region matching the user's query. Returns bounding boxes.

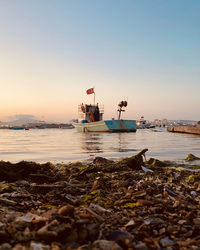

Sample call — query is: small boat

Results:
[10,127,24,130]
[149,125,156,129]
[136,116,151,129]
[73,89,136,132]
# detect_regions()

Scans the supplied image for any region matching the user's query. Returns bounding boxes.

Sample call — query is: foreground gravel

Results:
[0,150,200,249]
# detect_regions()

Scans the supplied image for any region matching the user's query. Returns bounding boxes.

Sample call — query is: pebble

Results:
[92,240,122,250]
[0,243,12,250]
[58,205,74,217]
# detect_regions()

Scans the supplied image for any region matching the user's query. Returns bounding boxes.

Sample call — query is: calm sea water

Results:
[0,128,200,163]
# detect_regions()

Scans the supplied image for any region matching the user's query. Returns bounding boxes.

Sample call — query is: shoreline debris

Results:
[0,150,200,249]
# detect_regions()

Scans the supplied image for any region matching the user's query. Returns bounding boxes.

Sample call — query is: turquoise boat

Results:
[73,100,137,133]
[10,127,24,130]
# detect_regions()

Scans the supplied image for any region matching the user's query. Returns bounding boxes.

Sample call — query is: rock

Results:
[93,157,113,165]
[0,230,11,243]
[0,198,17,206]
[132,190,146,198]
[124,219,135,229]
[89,203,111,214]
[134,242,148,250]
[0,243,12,250]
[76,244,89,250]
[185,153,200,161]
[65,228,78,243]
[0,161,58,183]
[16,213,46,223]
[191,191,197,196]
[12,244,27,250]
[37,220,59,241]
[30,241,50,250]
[160,237,174,247]
[119,149,148,170]
[107,230,134,248]
[147,158,167,168]
[164,188,178,198]
[193,218,200,225]
[120,157,142,170]
[58,205,74,217]
[91,179,101,191]
[87,223,99,241]
[178,219,187,225]
[77,225,88,242]
[92,240,122,250]
[37,220,72,243]
[177,238,195,247]
[0,183,15,193]
[159,228,166,234]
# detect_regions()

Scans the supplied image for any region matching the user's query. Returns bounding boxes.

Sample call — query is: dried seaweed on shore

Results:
[0,150,200,249]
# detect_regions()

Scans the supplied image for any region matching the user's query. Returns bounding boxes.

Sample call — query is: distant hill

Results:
[1,115,39,126]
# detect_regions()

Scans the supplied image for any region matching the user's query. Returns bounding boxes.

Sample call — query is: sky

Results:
[0,0,199,122]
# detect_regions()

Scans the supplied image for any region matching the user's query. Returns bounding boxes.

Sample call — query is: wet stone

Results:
[160,237,174,247]
[193,218,200,225]
[107,229,134,248]
[134,242,148,250]
[92,240,123,250]
[58,205,74,217]
[0,243,12,250]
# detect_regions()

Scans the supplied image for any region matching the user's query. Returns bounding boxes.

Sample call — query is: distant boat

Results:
[10,127,24,130]
[136,116,151,129]
[72,88,137,133]
[149,125,156,129]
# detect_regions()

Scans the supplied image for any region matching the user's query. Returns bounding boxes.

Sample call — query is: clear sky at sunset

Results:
[0,0,199,122]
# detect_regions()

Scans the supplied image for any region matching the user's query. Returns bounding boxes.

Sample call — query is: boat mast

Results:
[118,101,128,120]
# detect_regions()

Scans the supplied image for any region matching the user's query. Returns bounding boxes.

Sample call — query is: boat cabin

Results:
[78,103,104,123]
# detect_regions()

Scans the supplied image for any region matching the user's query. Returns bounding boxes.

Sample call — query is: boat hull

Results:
[72,120,137,132]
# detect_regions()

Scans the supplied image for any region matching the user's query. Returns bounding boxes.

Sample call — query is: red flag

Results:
[86,88,94,95]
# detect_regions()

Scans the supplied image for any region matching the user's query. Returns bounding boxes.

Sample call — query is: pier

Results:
[167,126,200,135]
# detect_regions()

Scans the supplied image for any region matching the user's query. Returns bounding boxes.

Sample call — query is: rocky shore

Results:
[0,150,200,249]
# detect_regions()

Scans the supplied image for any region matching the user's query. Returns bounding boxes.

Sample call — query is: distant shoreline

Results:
[0,123,74,129]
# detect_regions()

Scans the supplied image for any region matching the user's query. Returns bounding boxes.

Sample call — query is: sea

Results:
[0,128,200,164]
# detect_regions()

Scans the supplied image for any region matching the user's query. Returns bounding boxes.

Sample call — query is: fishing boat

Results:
[72,88,137,133]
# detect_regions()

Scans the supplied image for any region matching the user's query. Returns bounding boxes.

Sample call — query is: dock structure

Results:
[167,126,200,135]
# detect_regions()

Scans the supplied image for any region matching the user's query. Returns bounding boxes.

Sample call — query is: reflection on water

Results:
[80,132,137,154]
[111,133,137,153]
[0,128,199,163]
[80,133,103,154]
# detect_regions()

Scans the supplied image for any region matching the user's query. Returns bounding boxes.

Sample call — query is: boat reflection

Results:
[79,132,136,156]
[111,133,137,153]
[80,133,103,154]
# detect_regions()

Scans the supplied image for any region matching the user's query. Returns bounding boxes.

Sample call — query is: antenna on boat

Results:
[118,100,128,120]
